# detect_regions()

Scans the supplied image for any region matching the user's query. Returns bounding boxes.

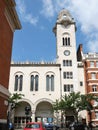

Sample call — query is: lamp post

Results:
[7,111,10,130]
[88,110,92,130]
[25,106,31,122]
[87,105,92,130]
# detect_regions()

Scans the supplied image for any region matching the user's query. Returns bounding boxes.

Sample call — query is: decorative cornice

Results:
[4,0,21,30]
[11,61,61,67]
[5,0,15,6]
[83,53,98,60]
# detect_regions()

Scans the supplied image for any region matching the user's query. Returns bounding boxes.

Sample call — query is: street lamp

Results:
[87,105,92,130]
[25,106,31,122]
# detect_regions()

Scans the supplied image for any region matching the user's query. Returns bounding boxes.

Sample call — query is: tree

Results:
[7,93,24,130]
[8,93,24,109]
[53,92,81,125]
[78,94,98,130]
[53,92,98,126]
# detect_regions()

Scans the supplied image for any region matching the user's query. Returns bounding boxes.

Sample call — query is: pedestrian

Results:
[9,122,14,130]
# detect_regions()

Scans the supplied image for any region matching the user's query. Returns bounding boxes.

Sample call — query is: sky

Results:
[12,0,98,62]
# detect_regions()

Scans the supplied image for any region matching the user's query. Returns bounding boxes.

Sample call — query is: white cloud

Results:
[16,0,38,26]
[41,0,54,18]
[87,39,98,52]
[41,0,98,52]
[86,33,98,52]
[69,0,98,52]
[70,0,98,34]
[16,0,98,52]
[41,0,69,18]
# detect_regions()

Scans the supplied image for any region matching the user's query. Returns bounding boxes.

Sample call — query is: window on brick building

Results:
[91,73,96,79]
[92,85,97,92]
[46,75,54,91]
[96,61,98,67]
[95,112,98,119]
[90,61,94,67]
[30,75,39,91]
[94,101,98,106]
[14,75,23,91]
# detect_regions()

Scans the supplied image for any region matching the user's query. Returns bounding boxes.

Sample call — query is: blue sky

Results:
[12,0,98,62]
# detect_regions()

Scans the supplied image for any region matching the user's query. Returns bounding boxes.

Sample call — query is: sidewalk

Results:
[15,129,23,130]
[60,128,69,130]
[15,128,66,130]
[15,128,69,130]
[15,127,98,130]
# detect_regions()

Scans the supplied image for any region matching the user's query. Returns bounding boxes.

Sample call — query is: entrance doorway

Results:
[14,101,31,129]
[35,101,53,124]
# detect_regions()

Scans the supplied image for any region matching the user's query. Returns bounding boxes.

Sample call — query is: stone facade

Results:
[8,9,98,128]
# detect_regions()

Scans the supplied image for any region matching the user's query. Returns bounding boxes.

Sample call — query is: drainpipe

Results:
[59,67,62,99]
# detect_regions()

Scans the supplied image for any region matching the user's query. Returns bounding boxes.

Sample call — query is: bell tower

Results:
[53,9,78,94]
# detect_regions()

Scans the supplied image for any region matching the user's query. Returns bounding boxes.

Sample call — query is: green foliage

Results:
[52,92,98,122]
[8,93,24,109]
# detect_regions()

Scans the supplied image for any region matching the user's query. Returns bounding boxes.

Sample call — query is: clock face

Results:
[64,50,70,56]
[63,14,67,18]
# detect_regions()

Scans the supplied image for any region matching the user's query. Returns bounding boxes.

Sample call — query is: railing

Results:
[83,53,98,59]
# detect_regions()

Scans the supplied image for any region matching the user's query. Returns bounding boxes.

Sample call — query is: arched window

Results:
[62,37,70,46]
[65,37,67,46]
[46,75,49,91]
[35,75,38,91]
[30,75,39,91]
[30,75,34,91]
[46,74,54,91]
[62,37,65,46]
[19,75,23,91]
[14,74,23,91]
[51,75,54,91]
[14,75,18,91]
[68,37,70,45]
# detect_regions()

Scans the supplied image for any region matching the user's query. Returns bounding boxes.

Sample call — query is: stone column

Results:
[31,109,35,122]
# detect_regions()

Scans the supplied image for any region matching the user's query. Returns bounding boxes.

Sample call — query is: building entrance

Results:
[35,101,53,124]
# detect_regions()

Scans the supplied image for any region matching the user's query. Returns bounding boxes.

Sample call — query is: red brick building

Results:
[0,0,21,128]
[77,44,98,126]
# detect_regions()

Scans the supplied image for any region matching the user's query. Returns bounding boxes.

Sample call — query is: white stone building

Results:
[9,9,86,128]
